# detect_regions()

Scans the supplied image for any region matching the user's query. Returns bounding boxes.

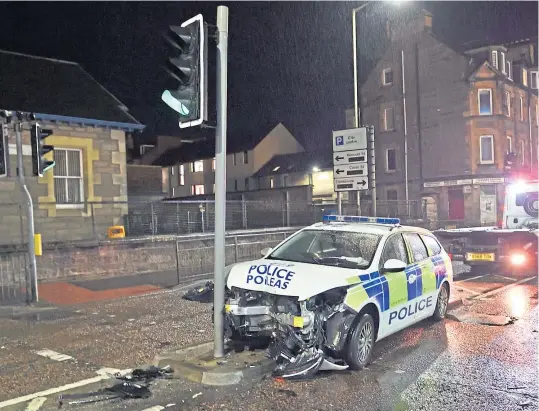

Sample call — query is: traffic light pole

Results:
[213,5,229,359]
[15,119,38,303]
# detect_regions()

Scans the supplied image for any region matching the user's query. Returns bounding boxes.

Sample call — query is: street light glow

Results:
[312,166,320,172]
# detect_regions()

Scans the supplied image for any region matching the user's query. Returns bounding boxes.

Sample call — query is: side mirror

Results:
[261,247,273,257]
[383,259,407,273]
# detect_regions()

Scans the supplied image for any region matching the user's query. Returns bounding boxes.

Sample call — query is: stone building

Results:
[0,50,144,244]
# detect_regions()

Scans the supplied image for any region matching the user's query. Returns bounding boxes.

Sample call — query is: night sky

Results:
[1,1,537,152]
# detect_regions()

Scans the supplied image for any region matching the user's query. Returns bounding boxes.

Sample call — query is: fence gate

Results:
[0,252,30,305]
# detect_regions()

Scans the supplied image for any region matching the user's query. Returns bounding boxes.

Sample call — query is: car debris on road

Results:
[183,281,214,303]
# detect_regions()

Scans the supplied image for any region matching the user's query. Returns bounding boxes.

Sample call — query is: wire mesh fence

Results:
[0,251,29,304]
[0,198,428,247]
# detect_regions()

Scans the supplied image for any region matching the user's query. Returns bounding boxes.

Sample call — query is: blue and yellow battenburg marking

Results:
[322,215,400,225]
[343,256,449,321]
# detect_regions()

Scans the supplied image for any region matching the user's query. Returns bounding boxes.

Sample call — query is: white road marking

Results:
[472,276,536,300]
[454,285,482,296]
[456,275,486,283]
[141,407,165,411]
[0,368,130,409]
[35,349,73,362]
[25,397,46,411]
[493,274,517,282]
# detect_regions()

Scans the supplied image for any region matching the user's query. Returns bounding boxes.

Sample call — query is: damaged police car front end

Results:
[224,225,382,379]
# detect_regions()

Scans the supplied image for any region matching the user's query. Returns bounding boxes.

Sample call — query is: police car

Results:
[224,215,453,379]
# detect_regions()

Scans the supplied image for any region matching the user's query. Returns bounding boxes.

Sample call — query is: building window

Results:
[387,189,398,200]
[523,68,528,87]
[531,71,538,89]
[170,166,175,176]
[478,89,492,115]
[504,91,511,117]
[520,141,525,165]
[191,160,203,172]
[520,96,525,121]
[491,50,498,69]
[192,184,204,195]
[500,52,505,74]
[245,178,249,190]
[283,175,289,187]
[382,68,393,85]
[243,150,248,164]
[270,177,274,188]
[233,153,237,166]
[507,136,512,154]
[172,186,175,197]
[386,148,397,171]
[479,135,494,164]
[383,107,395,130]
[234,179,238,191]
[179,165,185,186]
[212,158,216,171]
[506,61,512,79]
[53,148,84,207]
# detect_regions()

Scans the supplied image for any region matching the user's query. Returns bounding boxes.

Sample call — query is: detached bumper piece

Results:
[58,382,151,407]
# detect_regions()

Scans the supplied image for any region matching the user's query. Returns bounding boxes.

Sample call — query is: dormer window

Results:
[506,61,512,79]
[500,52,506,74]
[382,68,393,86]
[491,50,498,69]
[523,68,528,87]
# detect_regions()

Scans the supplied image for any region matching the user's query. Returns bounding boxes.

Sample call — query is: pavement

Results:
[0,262,537,410]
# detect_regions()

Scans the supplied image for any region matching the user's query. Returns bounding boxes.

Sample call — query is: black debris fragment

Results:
[183,281,214,303]
[115,365,173,382]
[277,389,298,397]
[58,382,151,407]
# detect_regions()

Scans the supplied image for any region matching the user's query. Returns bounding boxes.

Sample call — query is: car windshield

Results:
[267,229,381,269]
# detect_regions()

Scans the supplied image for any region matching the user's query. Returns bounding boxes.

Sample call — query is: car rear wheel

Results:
[346,313,375,370]
[432,283,449,321]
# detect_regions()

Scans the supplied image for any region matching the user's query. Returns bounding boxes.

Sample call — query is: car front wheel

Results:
[346,313,375,370]
[432,283,449,321]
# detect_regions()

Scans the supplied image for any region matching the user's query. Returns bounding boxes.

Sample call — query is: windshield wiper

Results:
[312,256,367,269]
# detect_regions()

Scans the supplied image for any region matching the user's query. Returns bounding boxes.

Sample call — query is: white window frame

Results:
[54,148,84,209]
[385,148,397,172]
[507,136,512,154]
[504,91,511,117]
[383,107,395,131]
[506,61,512,79]
[479,135,494,165]
[382,68,393,85]
[192,160,203,172]
[500,52,506,74]
[520,96,524,121]
[491,50,498,69]
[478,89,493,115]
[179,164,185,186]
[192,184,204,195]
[523,68,528,87]
[212,158,216,171]
[269,177,274,189]
[530,71,538,89]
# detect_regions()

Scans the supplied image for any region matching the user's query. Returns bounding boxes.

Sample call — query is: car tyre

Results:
[346,313,375,370]
[432,283,449,321]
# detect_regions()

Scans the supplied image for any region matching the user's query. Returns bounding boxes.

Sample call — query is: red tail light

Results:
[510,252,526,266]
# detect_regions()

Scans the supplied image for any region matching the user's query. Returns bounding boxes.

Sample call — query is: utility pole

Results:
[213,5,229,359]
[15,112,38,303]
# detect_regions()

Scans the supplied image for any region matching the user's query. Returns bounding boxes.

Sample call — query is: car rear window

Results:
[404,233,429,262]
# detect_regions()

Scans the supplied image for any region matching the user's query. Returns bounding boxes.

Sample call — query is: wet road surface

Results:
[0,266,537,411]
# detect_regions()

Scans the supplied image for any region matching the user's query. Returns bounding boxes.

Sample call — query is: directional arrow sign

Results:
[333,164,367,178]
[333,149,367,166]
[333,176,369,192]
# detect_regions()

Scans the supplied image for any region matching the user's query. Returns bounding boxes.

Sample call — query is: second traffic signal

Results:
[162,14,208,128]
[31,123,55,177]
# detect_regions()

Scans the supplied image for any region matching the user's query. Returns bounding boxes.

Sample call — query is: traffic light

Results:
[162,14,207,128]
[30,123,55,177]
[0,122,8,178]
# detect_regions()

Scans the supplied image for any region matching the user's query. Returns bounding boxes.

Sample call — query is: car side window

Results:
[421,235,442,256]
[404,233,429,262]
[379,234,409,270]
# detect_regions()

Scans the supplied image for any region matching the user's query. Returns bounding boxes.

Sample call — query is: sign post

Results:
[332,128,370,214]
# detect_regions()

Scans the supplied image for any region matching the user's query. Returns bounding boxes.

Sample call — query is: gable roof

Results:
[0,49,144,130]
[253,151,332,178]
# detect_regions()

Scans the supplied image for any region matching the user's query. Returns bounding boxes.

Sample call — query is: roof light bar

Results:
[322,215,400,225]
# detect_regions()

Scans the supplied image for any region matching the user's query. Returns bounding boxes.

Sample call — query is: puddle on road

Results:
[448,312,516,326]
[9,309,83,323]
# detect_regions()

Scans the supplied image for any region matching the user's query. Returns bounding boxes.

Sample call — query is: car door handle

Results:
[408,274,417,284]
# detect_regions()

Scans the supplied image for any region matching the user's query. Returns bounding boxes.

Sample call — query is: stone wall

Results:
[0,123,128,245]
[33,228,297,283]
